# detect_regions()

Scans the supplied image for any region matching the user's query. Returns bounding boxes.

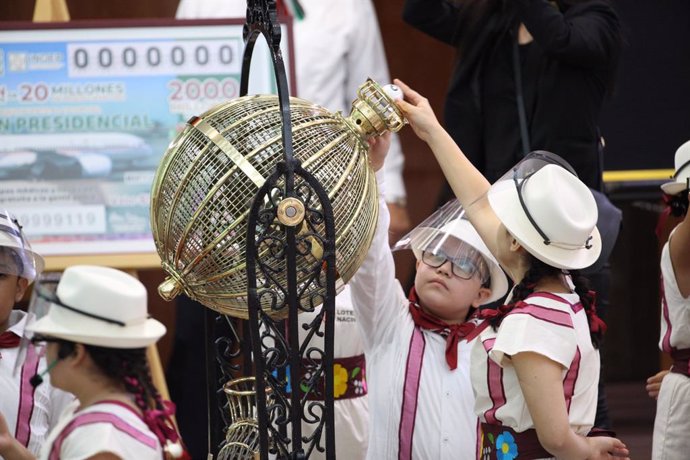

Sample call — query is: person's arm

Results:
[515,0,622,68]
[512,352,630,459]
[0,413,36,460]
[349,133,407,350]
[394,79,503,265]
[401,0,462,46]
[669,191,690,297]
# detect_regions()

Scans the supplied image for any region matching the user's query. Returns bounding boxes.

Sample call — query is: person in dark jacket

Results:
[402,0,622,190]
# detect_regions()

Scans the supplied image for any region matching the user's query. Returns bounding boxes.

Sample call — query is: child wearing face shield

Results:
[348,134,509,460]
[394,79,629,460]
[0,265,187,460]
[0,212,73,457]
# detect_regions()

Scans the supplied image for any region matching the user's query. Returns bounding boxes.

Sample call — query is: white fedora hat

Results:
[27,265,166,348]
[406,217,509,305]
[488,164,602,270]
[661,140,690,195]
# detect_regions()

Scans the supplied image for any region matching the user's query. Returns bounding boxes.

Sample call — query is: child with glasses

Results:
[0,213,73,457]
[394,78,629,459]
[348,133,508,460]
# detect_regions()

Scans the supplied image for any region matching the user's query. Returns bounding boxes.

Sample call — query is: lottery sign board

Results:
[0,18,294,257]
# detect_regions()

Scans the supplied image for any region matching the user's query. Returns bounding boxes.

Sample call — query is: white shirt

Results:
[471,291,600,437]
[349,171,477,460]
[0,311,74,457]
[39,400,163,460]
[659,230,690,352]
[298,287,368,460]
[176,0,406,203]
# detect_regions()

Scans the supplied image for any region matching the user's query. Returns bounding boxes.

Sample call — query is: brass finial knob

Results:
[277,197,305,227]
[158,277,183,301]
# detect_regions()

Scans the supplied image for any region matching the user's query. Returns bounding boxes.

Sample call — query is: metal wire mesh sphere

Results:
[151,79,405,318]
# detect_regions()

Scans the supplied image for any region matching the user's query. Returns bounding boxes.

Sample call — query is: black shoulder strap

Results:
[512,31,531,157]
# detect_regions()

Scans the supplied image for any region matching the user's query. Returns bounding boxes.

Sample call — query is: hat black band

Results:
[55,297,127,327]
[36,289,126,327]
[514,170,552,246]
[514,170,593,251]
[674,159,690,179]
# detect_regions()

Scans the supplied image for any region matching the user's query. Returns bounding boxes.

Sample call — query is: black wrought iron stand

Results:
[208,1,337,458]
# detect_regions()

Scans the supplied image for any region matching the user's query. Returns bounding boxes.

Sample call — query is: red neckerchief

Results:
[0,330,20,349]
[407,288,476,370]
[476,303,515,323]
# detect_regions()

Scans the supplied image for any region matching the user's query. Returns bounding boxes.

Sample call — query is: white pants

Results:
[652,372,690,460]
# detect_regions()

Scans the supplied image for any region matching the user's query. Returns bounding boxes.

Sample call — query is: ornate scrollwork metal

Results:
[246,159,336,458]
[243,0,282,55]
[148,1,403,457]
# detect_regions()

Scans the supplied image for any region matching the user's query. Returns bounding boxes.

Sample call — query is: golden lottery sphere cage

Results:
[150,79,405,319]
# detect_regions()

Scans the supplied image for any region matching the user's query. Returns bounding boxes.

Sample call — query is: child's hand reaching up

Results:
[393,79,443,144]
[368,131,392,172]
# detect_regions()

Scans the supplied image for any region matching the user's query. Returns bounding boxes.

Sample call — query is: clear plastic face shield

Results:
[0,211,44,282]
[13,272,61,376]
[393,199,491,285]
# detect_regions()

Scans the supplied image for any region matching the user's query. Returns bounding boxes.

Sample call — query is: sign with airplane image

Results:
[0,18,295,259]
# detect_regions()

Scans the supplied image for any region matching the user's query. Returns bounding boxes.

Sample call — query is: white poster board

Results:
[0,18,295,265]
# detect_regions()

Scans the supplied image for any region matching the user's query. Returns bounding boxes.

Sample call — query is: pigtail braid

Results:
[121,352,151,413]
[569,271,606,349]
[127,354,185,458]
[86,345,188,459]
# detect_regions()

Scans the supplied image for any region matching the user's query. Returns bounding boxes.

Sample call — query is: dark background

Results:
[2,0,689,382]
[598,0,690,171]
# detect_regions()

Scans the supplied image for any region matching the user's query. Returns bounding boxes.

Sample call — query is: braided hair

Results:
[666,191,689,218]
[85,346,157,406]
[84,345,184,457]
[490,254,604,348]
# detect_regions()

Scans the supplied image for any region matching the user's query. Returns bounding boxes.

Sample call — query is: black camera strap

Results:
[512,34,531,157]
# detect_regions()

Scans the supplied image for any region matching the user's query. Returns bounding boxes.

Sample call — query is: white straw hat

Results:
[27,265,166,348]
[409,218,509,305]
[661,140,690,195]
[488,164,602,270]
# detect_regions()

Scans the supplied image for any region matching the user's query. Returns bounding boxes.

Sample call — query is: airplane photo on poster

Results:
[0,132,153,180]
[0,19,294,256]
